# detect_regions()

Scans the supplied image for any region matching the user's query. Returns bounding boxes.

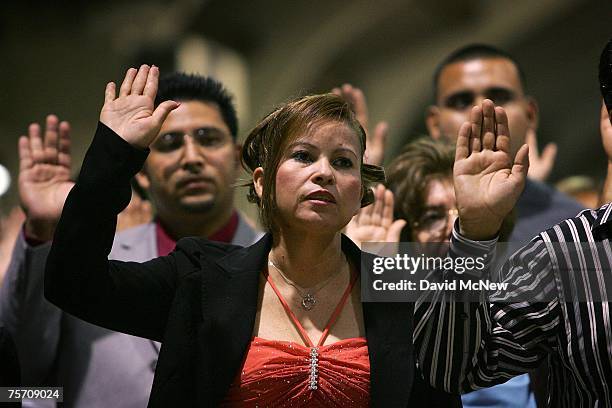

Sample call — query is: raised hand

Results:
[100,65,179,148]
[19,115,74,241]
[453,99,529,240]
[331,84,387,165]
[345,184,406,247]
[526,128,557,182]
[116,190,152,232]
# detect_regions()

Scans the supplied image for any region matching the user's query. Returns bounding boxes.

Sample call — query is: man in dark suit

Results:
[0,73,261,407]
[0,325,19,386]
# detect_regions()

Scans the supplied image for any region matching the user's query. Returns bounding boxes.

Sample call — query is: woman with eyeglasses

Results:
[386,137,514,244]
[44,65,527,407]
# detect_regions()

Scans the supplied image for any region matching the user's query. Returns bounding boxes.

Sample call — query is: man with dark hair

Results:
[421,39,612,408]
[426,43,582,243]
[0,71,261,407]
[155,73,238,137]
[425,44,583,408]
[431,44,528,101]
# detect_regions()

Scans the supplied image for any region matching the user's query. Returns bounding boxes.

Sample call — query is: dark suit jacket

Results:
[0,325,20,386]
[44,123,460,407]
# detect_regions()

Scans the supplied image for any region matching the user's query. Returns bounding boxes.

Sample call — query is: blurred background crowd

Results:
[0,2,610,405]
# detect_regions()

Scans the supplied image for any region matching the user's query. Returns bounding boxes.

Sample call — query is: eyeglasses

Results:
[413,207,458,236]
[151,127,231,152]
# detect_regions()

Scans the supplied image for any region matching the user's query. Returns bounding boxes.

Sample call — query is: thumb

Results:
[511,143,530,180]
[152,100,180,127]
[540,143,557,166]
[525,128,538,157]
[387,219,406,243]
[373,121,388,145]
[365,121,388,165]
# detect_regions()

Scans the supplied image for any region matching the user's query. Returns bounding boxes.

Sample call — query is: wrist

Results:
[24,218,57,242]
[458,219,500,241]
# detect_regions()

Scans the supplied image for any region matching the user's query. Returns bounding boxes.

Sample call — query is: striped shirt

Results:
[414,204,612,408]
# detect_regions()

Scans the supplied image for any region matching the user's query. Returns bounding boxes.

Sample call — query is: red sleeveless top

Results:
[221,268,370,407]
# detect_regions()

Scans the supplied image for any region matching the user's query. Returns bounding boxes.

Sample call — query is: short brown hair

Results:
[387,137,514,241]
[386,138,454,240]
[241,93,385,232]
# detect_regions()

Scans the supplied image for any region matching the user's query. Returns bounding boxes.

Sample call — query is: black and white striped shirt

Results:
[414,204,612,408]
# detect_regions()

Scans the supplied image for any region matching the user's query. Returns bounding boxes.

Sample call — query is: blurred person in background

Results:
[0,163,22,285]
[385,137,515,244]
[331,83,388,166]
[426,44,583,243]
[555,175,600,208]
[0,182,150,286]
[0,207,25,285]
[0,72,261,407]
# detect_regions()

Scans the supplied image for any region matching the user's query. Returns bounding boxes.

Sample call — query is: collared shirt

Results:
[416,204,612,408]
[155,211,239,256]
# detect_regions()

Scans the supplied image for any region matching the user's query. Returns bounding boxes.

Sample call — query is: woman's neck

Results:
[270,229,346,288]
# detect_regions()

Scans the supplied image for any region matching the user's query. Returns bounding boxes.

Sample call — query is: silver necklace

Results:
[268,257,343,311]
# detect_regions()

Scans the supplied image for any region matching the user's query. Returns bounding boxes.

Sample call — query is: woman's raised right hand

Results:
[100,65,179,149]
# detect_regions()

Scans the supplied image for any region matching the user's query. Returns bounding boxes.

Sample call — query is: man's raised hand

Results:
[526,128,557,182]
[19,115,74,241]
[331,83,387,165]
[345,184,406,247]
[100,65,179,148]
[453,99,529,240]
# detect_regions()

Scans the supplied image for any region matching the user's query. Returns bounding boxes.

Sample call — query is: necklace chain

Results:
[267,256,344,311]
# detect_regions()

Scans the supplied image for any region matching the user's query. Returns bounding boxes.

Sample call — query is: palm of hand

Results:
[345,220,389,243]
[454,150,521,223]
[344,185,406,247]
[19,163,73,221]
[99,66,178,149]
[452,100,529,240]
[100,95,157,147]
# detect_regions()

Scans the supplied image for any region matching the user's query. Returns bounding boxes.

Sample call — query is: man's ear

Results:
[135,170,151,191]
[525,96,539,130]
[426,105,442,140]
[253,167,264,200]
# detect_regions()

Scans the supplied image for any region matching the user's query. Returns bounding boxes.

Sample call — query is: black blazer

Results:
[45,123,460,407]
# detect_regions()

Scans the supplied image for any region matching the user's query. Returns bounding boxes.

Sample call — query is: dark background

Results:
[1,0,609,216]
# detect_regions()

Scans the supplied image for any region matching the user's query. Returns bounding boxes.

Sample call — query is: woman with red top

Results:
[44,65,528,407]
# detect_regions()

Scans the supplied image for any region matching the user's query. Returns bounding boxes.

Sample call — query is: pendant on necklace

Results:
[301,293,316,311]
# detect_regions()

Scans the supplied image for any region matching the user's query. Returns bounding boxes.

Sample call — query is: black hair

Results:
[599,38,612,112]
[155,72,238,139]
[432,44,527,101]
